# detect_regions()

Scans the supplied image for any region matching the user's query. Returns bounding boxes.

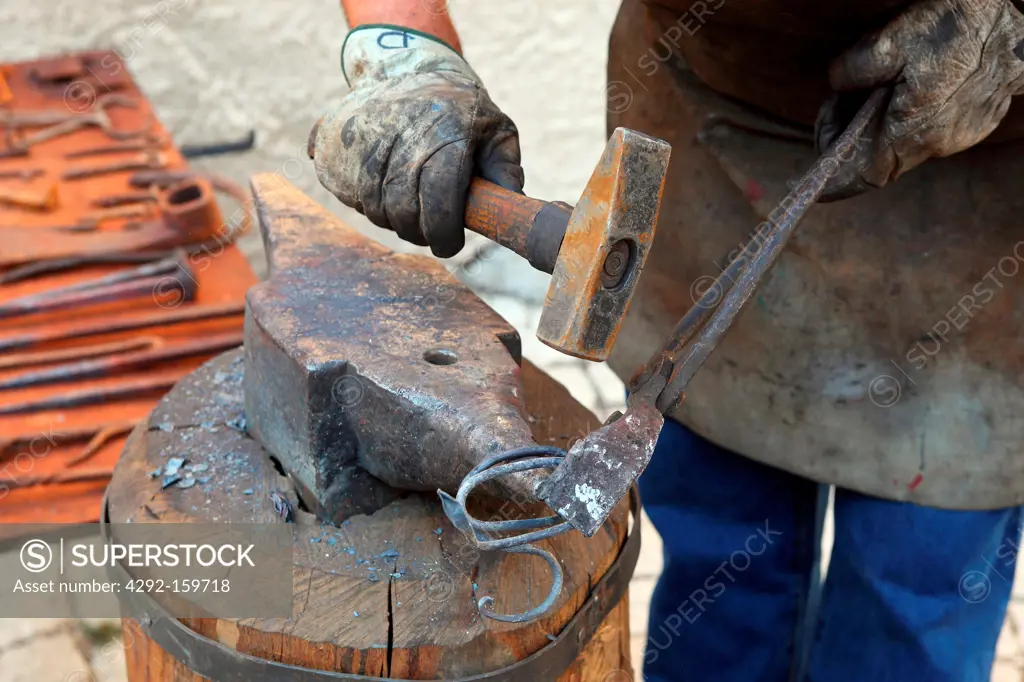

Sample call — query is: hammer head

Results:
[537,128,671,361]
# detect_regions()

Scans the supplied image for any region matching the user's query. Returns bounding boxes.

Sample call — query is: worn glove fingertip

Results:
[480,162,526,195]
[419,142,473,258]
[830,32,902,92]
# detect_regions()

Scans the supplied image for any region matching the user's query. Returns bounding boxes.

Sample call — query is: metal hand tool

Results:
[0,178,221,267]
[0,419,139,491]
[0,420,137,491]
[0,248,187,284]
[0,168,45,181]
[0,182,58,211]
[91,189,158,209]
[64,137,168,159]
[0,372,185,416]
[25,218,100,233]
[129,170,253,241]
[0,251,186,310]
[0,255,196,320]
[1,468,114,490]
[310,128,671,362]
[0,68,11,105]
[461,128,669,361]
[27,53,132,96]
[82,203,152,223]
[180,129,256,159]
[0,94,150,153]
[0,331,243,391]
[0,301,244,352]
[62,151,166,181]
[0,336,157,372]
[1,420,137,464]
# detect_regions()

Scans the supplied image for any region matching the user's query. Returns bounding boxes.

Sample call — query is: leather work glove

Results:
[310,25,524,258]
[817,0,1024,200]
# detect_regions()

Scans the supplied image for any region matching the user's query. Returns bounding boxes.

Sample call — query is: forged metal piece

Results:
[62,151,167,181]
[243,175,542,525]
[537,401,664,537]
[0,331,242,391]
[0,373,184,415]
[438,446,572,623]
[0,256,196,321]
[0,336,158,372]
[180,130,256,159]
[0,301,244,352]
[0,93,150,154]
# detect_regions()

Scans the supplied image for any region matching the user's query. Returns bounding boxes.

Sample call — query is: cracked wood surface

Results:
[109,349,631,680]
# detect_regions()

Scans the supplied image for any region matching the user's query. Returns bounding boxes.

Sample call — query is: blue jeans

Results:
[640,419,1022,682]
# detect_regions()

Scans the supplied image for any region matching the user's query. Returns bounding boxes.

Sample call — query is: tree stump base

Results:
[107,350,635,681]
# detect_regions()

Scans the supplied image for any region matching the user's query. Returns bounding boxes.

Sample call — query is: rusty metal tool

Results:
[0,372,184,415]
[62,151,166,181]
[1,419,137,464]
[0,301,243,352]
[2,467,115,490]
[0,168,45,181]
[309,127,670,362]
[0,177,221,267]
[1,468,114,490]
[0,420,138,491]
[0,331,243,391]
[0,94,150,154]
[0,255,196,320]
[462,128,669,361]
[0,337,158,372]
[0,182,58,211]
[0,251,186,308]
[91,189,158,209]
[0,248,183,284]
[82,203,152,223]
[64,136,168,160]
[0,68,11,105]
[180,130,256,159]
[27,53,132,96]
[25,218,101,233]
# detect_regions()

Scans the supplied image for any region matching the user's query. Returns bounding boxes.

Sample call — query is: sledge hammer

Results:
[462,128,671,361]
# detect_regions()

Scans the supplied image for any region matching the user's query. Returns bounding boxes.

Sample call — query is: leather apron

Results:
[608,0,1024,509]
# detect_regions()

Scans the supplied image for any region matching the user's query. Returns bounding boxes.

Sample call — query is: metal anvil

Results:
[243,175,542,523]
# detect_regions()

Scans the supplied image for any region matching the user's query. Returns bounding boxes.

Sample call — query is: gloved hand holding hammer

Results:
[311,6,522,258]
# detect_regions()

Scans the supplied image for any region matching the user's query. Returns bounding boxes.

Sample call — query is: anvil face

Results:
[243,176,537,523]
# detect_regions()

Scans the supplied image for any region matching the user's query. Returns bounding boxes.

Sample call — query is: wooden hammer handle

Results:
[463,178,571,273]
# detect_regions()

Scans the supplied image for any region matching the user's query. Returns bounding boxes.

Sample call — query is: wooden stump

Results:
[108,350,634,681]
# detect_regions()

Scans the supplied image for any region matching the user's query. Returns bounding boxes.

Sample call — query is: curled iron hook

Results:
[439,446,573,623]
